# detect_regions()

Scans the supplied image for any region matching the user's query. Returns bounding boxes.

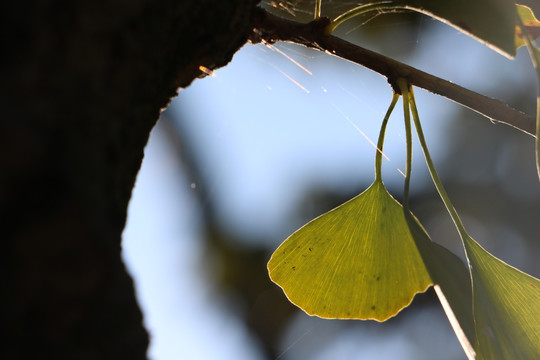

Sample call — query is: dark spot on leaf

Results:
[371,305,376,310]
[309,247,312,251]
[292,266,296,271]
[376,276,380,281]
[347,312,351,316]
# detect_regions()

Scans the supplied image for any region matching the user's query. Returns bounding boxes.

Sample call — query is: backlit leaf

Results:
[515,5,540,49]
[268,180,432,321]
[463,236,540,359]
[392,0,517,57]
[406,76,540,359]
[517,5,540,180]
[331,0,517,57]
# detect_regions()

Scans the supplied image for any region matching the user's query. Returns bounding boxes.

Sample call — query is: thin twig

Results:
[250,8,536,137]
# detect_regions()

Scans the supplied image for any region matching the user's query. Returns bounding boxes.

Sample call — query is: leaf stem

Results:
[403,82,470,240]
[314,0,322,20]
[397,78,413,206]
[399,79,477,360]
[375,93,400,182]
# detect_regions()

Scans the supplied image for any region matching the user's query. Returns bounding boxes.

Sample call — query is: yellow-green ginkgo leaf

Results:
[516,5,540,49]
[463,236,540,360]
[406,79,540,358]
[268,179,432,321]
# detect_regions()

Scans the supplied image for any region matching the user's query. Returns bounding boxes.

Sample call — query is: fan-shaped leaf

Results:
[462,237,540,359]
[268,180,432,321]
[392,0,516,57]
[331,0,517,57]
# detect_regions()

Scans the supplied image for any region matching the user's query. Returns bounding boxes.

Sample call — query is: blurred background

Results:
[122,1,540,359]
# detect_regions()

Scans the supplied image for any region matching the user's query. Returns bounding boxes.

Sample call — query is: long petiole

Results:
[397,78,413,207]
[375,93,400,182]
[314,0,322,19]
[407,84,470,240]
[401,80,476,360]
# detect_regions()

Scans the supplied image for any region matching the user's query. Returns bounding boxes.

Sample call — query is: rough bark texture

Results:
[1,0,258,358]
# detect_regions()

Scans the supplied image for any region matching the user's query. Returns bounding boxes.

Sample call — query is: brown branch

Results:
[250,8,536,137]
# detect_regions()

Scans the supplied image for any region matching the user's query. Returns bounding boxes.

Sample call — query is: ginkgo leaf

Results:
[331,0,517,57]
[517,5,540,180]
[462,236,540,360]
[515,5,540,49]
[392,0,517,57]
[268,179,432,321]
[406,82,540,359]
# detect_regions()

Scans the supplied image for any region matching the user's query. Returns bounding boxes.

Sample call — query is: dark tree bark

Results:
[1,0,258,358]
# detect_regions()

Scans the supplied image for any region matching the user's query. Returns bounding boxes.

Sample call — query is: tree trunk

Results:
[1,0,258,357]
